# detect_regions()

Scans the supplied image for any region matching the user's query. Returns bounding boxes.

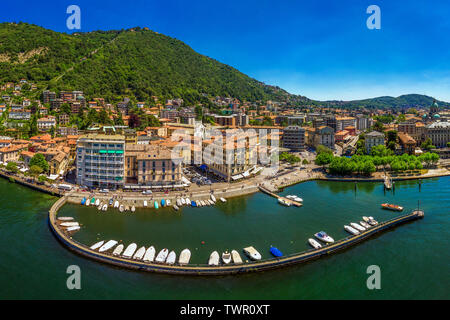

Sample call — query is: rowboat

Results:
[143,246,156,262]
[109,199,113,206]
[208,251,220,266]
[143,200,147,207]
[114,200,119,208]
[179,249,191,265]
[124,205,129,211]
[99,240,118,253]
[186,198,191,205]
[131,206,135,212]
[222,251,232,264]
[90,240,104,251]
[350,222,366,232]
[166,199,171,206]
[122,243,137,258]
[58,216,74,221]
[308,238,322,249]
[85,199,90,206]
[102,204,107,211]
[201,200,207,206]
[60,222,79,227]
[97,204,102,210]
[133,246,146,260]
[81,197,86,205]
[270,246,283,257]
[176,198,182,206]
[95,199,100,206]
[173,204,179,211]
[181,198,186,205]
[231,250,243,264]
[210,194,216,202]
[314,231,334,243]
[191,200,197,207]
[220,197,227,203]
[155,248,169,263]
[381,203,404,211]
[90,198,96,204]
[197,201,202,207]
[119,205,124,212]
[154,201,159,209]
[161,199,166,207]
[112,244,124,256]
[344,225,360,235]
[243,246,262,261]
[166,251,176,264]
[66,226,80,232]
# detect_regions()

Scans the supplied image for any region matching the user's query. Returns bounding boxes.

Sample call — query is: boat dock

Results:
[258,186,303,207]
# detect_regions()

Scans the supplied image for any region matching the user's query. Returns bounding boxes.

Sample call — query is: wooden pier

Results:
[258,186,303,206]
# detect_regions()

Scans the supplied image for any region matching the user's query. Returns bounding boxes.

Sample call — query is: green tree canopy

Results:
[29,153,49,172]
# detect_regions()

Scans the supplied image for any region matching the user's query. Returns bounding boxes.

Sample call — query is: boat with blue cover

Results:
[270,246,283,257]
[191,200,197,207]
[161,199,166,207]
[81,197,86,205]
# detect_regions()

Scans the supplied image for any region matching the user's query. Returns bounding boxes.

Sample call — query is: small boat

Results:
[90,240,104,251]
[124,205,129,211]
[286,195,303,202]
[114,200,119,208]
[314,231,334,243]
[161,199,166,207]
[179,249,191,265]
[97,204,102,210]
[166,199,171,206]
[81,197,86,205]
[362,216,370,222]
[133,246,146,260]
[186,198,191,205]
[350,222,366,232]
[58,217,74,221]
[173,204,179,211]
[95,199,100,206]
[60,222,79,227]
[122,243,137,258]
[99,240,118,253]
[102,204,108,211]
[220,197,227,203]
[208,199,215,205]
[85,199,90,206]
[143,200,147,207]
[66,226,80,232]
[109,199,113,206]
[231,250,243,264]
[201,200,206,206]
[131,205,135,212]
[381,203,404,211]
[112,244,124,256]
[154,201,159,209]
[181,198,186,205]
[119,205,124,212]
[155,248,169,263]
[210,194,216,202]
[143,246,156,262]
[176,198,182,206]
[278,198,291,206]
[368,216,378,226]
[243,246,262,261]
[270,246,283,257]
[91,198,96,204]
[222,251,232,264]
[345,225,360,235]
[191,200,197,207]
[360,221,371,229]
[166,251,176,264]
[308,238,322,249]
[197,201,202,207]
[208,251,220,266]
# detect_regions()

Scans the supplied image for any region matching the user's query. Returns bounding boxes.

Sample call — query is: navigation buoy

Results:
[201,241,205,245]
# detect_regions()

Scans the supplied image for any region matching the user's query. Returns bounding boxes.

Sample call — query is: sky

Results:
[1,0,450,102]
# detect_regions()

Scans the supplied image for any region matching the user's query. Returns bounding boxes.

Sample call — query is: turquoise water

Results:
[0,177,448,299]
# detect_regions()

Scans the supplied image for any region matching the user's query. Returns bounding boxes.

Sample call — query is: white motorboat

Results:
[114,200,119,208]
[286,195,303,202]
[308,238,322,249]
[197,201,202,207]
[210,194,216,202]
[243,246,262,261]
[85,199,90,206]
[143,200,148,207]
[102,204,107,211]
[166,251,176,264]
[208,251,220,266]
[181,198,186,205]
[314,231,334,243]
[222,251,232,264]
[278,198,291,206]
[66,226,80,232]
[131,206,135,212]
[173,204,179,211]
[344,225,360,235]
[369,216,378,225]
[176,198,182,206]
[186,198,191,205]
[166,199,171,206]
[124,205,129,211]
[99,240,118,253]
[350,222,366,232]
[122,243,137,258]
[58,217,74,221]
[362,216,370,222]
[60,222,79,227]
[231,250,243,264]
[360,221,371,229]
[90,240,104,251]
[178,249,191,265]
[201,200,207,206]
[155,248,169,263]
[119,205,124,212]
[220,197,227,203]
[95,199,100,206]
[133,246,146,260]
[97,204,102,210]
[209,199,215,205]
[112,244,124,256]
[143,246,156,262]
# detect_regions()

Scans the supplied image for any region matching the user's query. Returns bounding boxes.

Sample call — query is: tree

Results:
[421,138,435,151]
[30,165,43,176]
[316,145,333,155]
[302,159,309,165]
[29,153,49,172]
[6,162,18,173]
[315,152,333,166]
[372,121,384,132]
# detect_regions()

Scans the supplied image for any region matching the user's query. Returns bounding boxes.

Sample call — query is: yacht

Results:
[278,198,291,206]
[314,231,334,243]
[60,222,79,227]
[344,225,360,235]
[222,251,232,264]
[368,216,378,226]
[350,222,366,232]
[308,238,322,249]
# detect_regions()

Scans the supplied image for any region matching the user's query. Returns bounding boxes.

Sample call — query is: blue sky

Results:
[1,0,450,101]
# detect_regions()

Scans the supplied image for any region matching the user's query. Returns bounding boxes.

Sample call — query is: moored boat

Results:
[131,205,135,212]
[176,198,182,206]
[381,203,404,211]
[173,204,179,211]
[161,199,166,207]
[220,197,227,203]
[186,198,191,205]
[181,198,186,205]
[114,200,119,208]
[102,204,107,211]
[90,240,104,250]
[270,246,283,257]
[143,246,156,262]
[122,243,137,258]
[95,199,100,206]
[58,216,74,221]
[133,246,146,260]
[222,251,232,264]
[166,251,176,264]
[109,199,113,206]
[60,222,79,227]
[278,198,291,206]
[99,240,118,253]
[119,204,124,212]
[208,251,220,266]
[154,201,159,209]
[191,200,197,207]
[314,231,334,243]
[81,197,86,205]
[368,216,378,226]
[210,194,216,202]
[243,246,262,260]
[231,250,243,264]
[344,225,360,235]
[179,249,191,265]
[143,200,147,207]
[166,199,171,206]
[155,248,169,263]
[360,221,371,229]
[350,222,366,232]
[308,238,322,249]
[66,226,80,232]
[124,205,129,211]
[90,198,96,204]
[85,199,90,206]
[112,244,124,256]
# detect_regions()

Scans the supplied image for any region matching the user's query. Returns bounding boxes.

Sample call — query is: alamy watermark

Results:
[66,5,81,30]
[366,265,381,289]
[66,265,81,290]
[366,5,381,30]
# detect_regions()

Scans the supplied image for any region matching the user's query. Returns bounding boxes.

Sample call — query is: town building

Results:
[282,126,305,151]
[426,121,450,148]
[365,131,385,154]
[336,116,357,131]
[37,116,56,131]
[398,132,416,155]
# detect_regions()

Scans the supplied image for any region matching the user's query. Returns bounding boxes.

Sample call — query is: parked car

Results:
[99,188,109,193]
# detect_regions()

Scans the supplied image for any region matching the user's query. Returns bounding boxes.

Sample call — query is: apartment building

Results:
[365,131,385,154]
[37,116,56,131]
[426,121,450,148]
[282,126,305,151]
[336,116,357,131]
